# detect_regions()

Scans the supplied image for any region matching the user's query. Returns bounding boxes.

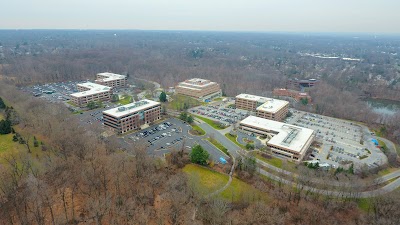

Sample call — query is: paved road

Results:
[118,118,228,161]
[255,166,400,198]
[198,122,241,158]
[241,150,400,188]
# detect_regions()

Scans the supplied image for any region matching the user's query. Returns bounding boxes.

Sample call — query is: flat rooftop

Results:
[236,93,269,103]
[70,82,111,97]
[103,99,160,118]
[240,116,315,153]
[96,72,126,82]
[256,99,289,114]
[178,78,217,88]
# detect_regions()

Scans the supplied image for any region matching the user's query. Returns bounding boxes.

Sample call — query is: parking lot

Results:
[190,103,250,126]
[287,110,387,169]
[21,81,82,103]
[120,118,229,161]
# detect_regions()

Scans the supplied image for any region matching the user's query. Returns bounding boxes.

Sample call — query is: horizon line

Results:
[0,28,399,36]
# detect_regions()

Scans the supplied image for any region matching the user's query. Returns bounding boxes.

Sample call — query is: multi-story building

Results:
[102,99,161,134]
[273,88,312,103]
[235,94,289,121]
[286,78,318,90]
[95,72,127,88]
[175,78,222,102]
[70,82,112,107]
[235,94,269,111]
[256,99,289,122]
[239,116,315,162]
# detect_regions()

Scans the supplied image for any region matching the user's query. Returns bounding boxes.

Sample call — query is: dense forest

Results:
[1,83,400,225]
[1,30,399,144]
[1,31,400,224]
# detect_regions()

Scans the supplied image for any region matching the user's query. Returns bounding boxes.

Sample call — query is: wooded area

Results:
[0,31,400,224]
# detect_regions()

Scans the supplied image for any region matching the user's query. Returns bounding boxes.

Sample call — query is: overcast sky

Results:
[1,0,399,33]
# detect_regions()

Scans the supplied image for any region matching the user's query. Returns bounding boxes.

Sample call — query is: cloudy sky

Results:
[1,0,399,33]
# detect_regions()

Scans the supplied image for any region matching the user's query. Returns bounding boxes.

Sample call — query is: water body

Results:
[365,98,400,116]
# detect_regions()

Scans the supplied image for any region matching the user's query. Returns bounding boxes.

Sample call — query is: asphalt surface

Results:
[198,121,241,158]
[287,110,387,169]
[118,118,228,161]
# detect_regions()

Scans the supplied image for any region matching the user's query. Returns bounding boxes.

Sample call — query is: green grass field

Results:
[378,140,388,150]
[224,133,245,148]
[0,113,4,120]
[194,115,227,130]
[254,153,283,168]
[183,164,267,202]
[183,164,229,195]
[167,94,202,111]
[0,133,43,157]
[220,177,267,202]
[66,101,79,107]
[212,97,223,102]
[207,138,229,156]
[117,95,133,105]
[253,152,297,171]
[190,124,206,135]
[357,198,372,212]
[0,134,20,154]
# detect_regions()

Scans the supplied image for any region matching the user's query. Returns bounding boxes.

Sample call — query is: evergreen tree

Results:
[0,119,12,134]
[190,144,209,165]
[159,91,167,102]
[0,97,5,109]
[187,115,194,124]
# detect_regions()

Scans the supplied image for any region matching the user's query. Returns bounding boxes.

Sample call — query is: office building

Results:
[235,94,289,121]
[95,72,127,88]
[70,82,112,107]
[273,88,312,103]
[175,78,222,102]
[102,99,161,134]
[239,116,315,162]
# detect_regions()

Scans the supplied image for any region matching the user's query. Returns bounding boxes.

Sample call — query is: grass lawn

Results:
[0,132,43,158]
[212,97,223,102]
[190,124,206,136]
[207,138,229,156]
[72,110,84,115]
[0,113,4,120]
[253,152,297,172]
[357,198,372,212]
[225,133,245,148]
[167,94,202,111]
[117,95,133,105]
[377,139,390,154]
[220,177,267,202]
[183,164,229,195]
[378,167,398,176]
[183,164,267,202]
[0,134,21,155]
[194,115,226,130]
[66,101,79,107]
[254,153,283,168]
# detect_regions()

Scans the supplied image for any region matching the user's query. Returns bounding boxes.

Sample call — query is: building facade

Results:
[95,72,127,88]
[235,94,289,121]
[239,116,315,162]
[175,78,222,102]
[273,88,312,103]
[70,82,112,107]
[102,99,161,134]
[286,78,318,90]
